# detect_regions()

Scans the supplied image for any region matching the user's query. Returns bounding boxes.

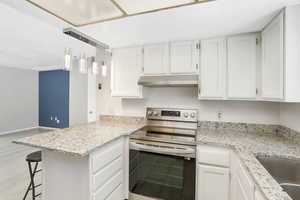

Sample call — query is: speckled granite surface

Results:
[14,117,300,200]
[14,116,145,157]
[197,125,300,200]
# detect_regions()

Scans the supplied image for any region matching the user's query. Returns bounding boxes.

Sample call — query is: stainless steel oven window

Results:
[129,150,195,200]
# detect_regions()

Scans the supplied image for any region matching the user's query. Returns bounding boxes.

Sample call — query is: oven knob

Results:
[184,112,189,118]
[153,111,159,116]
[190,113,196,118]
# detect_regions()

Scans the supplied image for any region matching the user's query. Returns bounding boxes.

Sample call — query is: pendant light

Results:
[102,61,107,77]
[64,48,72,71]
[79,52,87,74]
[91,57,99,75]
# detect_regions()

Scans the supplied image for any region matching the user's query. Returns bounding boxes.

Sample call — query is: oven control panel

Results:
[146,108,198,122]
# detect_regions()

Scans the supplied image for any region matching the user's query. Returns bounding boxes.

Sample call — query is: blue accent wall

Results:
[39,70,69,128]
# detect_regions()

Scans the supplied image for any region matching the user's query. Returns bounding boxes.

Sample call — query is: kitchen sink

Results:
[256,155,300,199]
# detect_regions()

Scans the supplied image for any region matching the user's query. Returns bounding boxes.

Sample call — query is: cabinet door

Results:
[227,35,257,99]
[255,190,266,200]
[170,40,199,74]
[231,153,254,200]
[143,43,169,75]
[231,174,250,200]
[261,12,284,100]
[197,164,229,200]
[199,38,226,99]
[111,46,143,98]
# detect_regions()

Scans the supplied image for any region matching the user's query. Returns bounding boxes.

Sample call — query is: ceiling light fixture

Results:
[91,57,99,75]
[79,52,87,74]
[102,61,107,77]
[64,48,72,71]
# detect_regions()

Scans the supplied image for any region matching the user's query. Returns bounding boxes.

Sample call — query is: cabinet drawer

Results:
[93,170,123,200]
[197,145,230,167]
[92,156,123,191]
[91,138,123,173]
[106,183,123,200]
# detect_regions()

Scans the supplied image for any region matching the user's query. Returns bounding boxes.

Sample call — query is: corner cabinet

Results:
[227,34,258,99]
[199,38,226,99]
[111,46,143,98]
[170,40,200,74]
[261,6,300,102]
[261,12,284,100]
[196,145,268,200]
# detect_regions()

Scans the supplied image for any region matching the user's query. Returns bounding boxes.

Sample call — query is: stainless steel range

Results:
[129,108,198,200]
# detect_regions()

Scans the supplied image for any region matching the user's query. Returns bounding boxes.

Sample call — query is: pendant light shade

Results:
[64,48,72,71]
[79,52,87,74]
[92,60,99,75]
[102,61,107,77]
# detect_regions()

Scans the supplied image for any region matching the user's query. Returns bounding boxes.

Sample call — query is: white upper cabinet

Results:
[199,38,226,99]
[227,34,258,99]
[111,46,143,98]
[261,6,300,102]
[261,12,284,100]
[170,40,199,74]
[143,43,169,75]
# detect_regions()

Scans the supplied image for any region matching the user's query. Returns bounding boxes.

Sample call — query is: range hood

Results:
[138,74,198,87]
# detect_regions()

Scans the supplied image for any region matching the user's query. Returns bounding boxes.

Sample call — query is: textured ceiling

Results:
[0,0,300,70]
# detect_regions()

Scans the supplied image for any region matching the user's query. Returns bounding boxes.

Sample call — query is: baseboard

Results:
[0,126,39,136]
[39,126,59,130]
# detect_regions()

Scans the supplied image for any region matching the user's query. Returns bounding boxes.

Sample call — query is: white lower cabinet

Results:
[197,145,263,200]
[197,164,229,200]
[231,174,250,200]
[90,137,128,200]
[255,189,267,200]
[231,153,255,200]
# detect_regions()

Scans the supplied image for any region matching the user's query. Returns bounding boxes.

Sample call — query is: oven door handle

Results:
[130,141,195,155]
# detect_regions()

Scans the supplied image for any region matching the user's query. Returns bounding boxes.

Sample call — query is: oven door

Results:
[129,140,196,200]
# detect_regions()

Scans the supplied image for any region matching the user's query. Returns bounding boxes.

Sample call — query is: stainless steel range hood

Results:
[138,74,198,87]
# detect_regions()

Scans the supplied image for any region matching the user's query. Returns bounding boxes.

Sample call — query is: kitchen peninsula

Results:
[14,116,145,200]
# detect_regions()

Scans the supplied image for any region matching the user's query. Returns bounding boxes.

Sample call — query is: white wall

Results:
[0,67,38,134]
[69,61,88,126]
[280,103,300,132]
[96,49,280,125]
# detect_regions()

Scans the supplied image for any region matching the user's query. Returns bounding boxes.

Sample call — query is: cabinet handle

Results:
[196,64,199,70]
[198,87,201,95]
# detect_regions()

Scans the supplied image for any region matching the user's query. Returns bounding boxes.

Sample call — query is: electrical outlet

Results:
[217,111,223,121]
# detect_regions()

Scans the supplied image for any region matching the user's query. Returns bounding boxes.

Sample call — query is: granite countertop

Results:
[14,115,300,200]
[14,116,146,157]
[197,126,300,200]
